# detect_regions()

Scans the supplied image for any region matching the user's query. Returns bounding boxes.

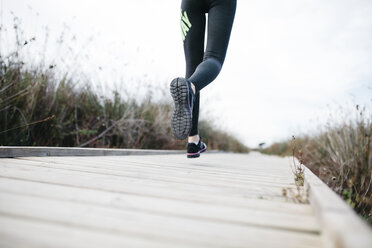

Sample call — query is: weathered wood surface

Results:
[0,152,326,247]
[0,146,187,157]
[304,165,372,248]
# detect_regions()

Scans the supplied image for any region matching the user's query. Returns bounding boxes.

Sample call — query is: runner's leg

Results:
[188,0,236,92]
[181,0,206,136]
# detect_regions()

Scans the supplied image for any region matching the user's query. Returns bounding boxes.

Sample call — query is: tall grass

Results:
[261,105,372,225]
[0,17,249,152]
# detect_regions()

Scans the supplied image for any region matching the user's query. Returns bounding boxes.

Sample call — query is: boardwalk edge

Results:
[0,146,186,157]
[304,165,372,248]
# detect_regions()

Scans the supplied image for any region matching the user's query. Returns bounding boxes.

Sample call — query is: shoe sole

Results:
[187,146,207,158]
[170,78,192,140]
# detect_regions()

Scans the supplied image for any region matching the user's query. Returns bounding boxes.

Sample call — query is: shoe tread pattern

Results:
[170,78,192,140]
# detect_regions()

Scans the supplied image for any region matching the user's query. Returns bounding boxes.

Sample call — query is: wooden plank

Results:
[23,151,292,168]
[117,153,294,171]
[0,165,288,205]
[21,155,295,182]
[304,165,372,248]
[106,154,296,178]
[21,153,296,184]
[14,157,298,190]
[0,156,314,213]
[0,146,185,158]
[0,215,181,248]
[0,177,319,233]
[0,192,321,248]
[0,173,312,215]
[22,152,292,166]
[0,158,294,202]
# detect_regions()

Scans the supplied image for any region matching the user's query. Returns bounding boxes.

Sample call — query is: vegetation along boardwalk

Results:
[0,149,371,247]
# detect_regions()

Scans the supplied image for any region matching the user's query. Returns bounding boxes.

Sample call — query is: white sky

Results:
[1,0,372,147]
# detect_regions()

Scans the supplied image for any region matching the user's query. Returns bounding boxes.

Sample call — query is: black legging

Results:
[181,0,236,136]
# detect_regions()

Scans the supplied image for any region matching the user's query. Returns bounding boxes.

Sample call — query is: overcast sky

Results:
[1,0,372,147]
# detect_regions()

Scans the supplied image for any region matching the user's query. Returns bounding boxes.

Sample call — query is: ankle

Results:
[190,82,196,94]
[188,135,200,144]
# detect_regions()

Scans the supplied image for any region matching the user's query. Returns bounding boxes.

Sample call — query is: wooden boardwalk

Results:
[0,151,370,247]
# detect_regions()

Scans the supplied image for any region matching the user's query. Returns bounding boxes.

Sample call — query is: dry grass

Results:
[0,16,249,153]
[262,105,372,225]
[281,136,309,204]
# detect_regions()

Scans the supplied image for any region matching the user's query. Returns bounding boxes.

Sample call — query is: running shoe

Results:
[170,77,195,140]
[187,138,207,158]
